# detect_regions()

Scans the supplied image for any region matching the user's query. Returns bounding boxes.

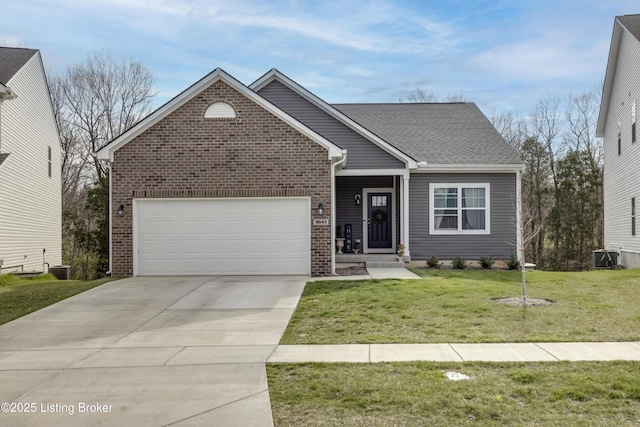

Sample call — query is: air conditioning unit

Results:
[593,250,618,268]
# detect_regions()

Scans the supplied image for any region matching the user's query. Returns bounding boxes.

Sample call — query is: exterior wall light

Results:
[354,194,361,205]
[118,204,125,216]
[317,203,324,215]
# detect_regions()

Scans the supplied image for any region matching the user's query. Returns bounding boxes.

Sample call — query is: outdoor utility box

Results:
[49,265,71,280]
[593,250,618,268]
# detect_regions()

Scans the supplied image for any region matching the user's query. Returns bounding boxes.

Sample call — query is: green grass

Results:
[268,361,640,426]
[0,273,112,325]
[281,269,640,344]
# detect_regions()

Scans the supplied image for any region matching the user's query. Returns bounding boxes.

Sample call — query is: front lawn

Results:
[0,274,112,325]
[281,269,640,344]
[268,361,640,426]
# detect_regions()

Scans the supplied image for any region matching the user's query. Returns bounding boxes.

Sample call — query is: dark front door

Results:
[367,192,392,249]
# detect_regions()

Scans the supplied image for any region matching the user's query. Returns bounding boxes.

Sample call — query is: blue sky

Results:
[2,0,638,115]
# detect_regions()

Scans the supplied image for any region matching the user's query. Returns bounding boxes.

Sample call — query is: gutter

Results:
[414,163,524,173]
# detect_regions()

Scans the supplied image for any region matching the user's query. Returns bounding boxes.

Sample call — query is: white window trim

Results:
[429,183,490,235]
[204,102,236,119]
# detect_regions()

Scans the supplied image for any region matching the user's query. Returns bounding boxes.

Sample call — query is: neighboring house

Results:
[0,47,62,273]
[597,14,640,268]
[97,68,522,277]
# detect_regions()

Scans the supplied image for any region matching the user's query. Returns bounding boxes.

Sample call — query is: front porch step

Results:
[336,254,407,269]
[336,254,397,263]
[366,261,405,268]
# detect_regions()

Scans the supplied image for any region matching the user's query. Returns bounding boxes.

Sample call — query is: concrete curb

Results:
[268,342,640,363]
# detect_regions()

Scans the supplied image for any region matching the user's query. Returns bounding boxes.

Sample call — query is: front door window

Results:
[368,192,392,249]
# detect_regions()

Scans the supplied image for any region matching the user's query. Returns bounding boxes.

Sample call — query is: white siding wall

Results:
[603,28,640,265]
[0,52,62,272]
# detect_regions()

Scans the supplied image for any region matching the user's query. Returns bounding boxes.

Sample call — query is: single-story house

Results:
[97,68,523,277]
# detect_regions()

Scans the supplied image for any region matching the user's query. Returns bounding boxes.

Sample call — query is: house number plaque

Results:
[313,219,329,225]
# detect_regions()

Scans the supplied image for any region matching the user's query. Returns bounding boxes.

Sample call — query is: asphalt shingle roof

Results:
[0,47,38,84]
[332,102,522,165]
[618,14,640,42]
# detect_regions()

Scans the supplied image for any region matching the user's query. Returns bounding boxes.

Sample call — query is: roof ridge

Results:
[331,102,472,106]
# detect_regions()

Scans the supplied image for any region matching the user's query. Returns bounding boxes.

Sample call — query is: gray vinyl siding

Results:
[603,26,640,256]
[257,80,404,169]
[409,173,517,260]
[336,176,394,246]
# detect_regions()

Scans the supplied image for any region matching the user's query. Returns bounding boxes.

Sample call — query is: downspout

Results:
[107,162,113,276]
[331,150,348,275]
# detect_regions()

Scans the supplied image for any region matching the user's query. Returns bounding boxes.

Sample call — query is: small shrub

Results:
[426,256,441,269]
[0,274,19,287]
[452,256,467,269]
[511,371,537,384]
[479,254,495,269]
[506,252,521,270]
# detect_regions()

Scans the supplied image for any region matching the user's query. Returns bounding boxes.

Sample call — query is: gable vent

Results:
[204,102,236,119]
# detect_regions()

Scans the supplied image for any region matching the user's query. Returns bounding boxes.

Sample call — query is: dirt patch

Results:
[492,297,554,306]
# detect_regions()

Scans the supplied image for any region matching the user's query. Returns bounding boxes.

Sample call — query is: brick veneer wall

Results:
[111,79,333,276]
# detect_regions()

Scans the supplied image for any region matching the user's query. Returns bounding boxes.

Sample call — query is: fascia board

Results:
[97,68,344,161]
[597,20,624,138]
[250,69,418,168]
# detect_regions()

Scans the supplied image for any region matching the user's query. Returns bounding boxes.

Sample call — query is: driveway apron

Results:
[0,276,307,426]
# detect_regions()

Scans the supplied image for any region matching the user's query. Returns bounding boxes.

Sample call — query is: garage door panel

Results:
[135,198,310,275]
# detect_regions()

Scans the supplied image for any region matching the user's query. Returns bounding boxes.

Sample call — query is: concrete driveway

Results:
[0,276,307,426]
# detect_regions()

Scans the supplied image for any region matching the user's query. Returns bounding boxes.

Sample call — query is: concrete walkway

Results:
[0,276,307,427]
[308,268,421,282]
[269,342,640,363]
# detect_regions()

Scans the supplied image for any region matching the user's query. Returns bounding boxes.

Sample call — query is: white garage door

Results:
[134,198,310,276]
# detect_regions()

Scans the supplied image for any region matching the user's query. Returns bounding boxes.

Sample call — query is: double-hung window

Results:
[633,101,637,144]
[430,183,490,234]
[633,198,636,237]
[48,146,52,178]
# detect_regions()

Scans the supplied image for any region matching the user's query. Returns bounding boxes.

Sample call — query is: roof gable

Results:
[250,69,417,169]
[618,15,640,42]
[334,103,522,166]
[597,15,640,136]
[97,68,344,161]
[0,47,38,84]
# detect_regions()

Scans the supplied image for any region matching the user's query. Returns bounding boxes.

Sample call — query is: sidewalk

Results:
[268,342,640,363]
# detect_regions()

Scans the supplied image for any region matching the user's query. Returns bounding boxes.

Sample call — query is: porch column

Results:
[402,175,410,259]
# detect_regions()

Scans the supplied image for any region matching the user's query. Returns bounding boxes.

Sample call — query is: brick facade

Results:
[111,79,332,276]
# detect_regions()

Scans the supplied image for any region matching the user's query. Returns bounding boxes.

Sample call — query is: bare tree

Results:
[530,95,563,191]
[564,85,603,168]
[401,88,468,103]
[56,51,156,179]
[490,110,529,152]
[49,75,89,207]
